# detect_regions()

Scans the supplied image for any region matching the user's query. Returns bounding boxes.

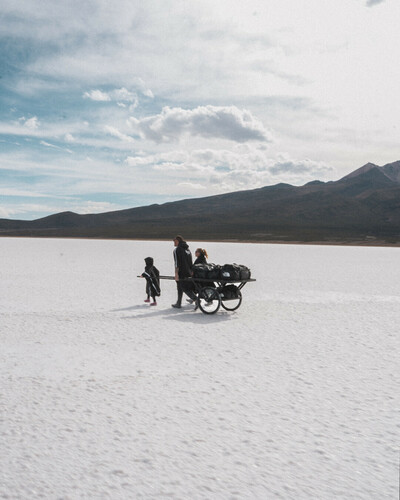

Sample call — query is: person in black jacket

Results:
[189,248,210,303]
[172,235,197,309]
[141,257,160,306]
[194,248,208,266]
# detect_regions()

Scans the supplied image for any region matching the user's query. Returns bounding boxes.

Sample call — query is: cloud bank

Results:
[126,147,331,193]
[128,106,271,143]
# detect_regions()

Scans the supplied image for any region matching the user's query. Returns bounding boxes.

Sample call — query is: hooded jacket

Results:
[194,253,207,266]
[142,257,160,296]
[173,241,193,279]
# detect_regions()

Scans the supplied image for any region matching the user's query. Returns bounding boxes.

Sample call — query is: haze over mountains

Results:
[1,161,400,244]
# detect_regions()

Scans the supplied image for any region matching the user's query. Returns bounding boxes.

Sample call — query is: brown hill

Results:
[1,161,400,244]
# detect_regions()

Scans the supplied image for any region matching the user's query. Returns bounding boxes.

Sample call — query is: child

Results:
[141,257,160,306]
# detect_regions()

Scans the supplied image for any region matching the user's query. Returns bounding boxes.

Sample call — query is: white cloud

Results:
[0,202,70,218]
[110,88,137,103]
[104,125,134,143]
[126,147,332,194]
[0,117,96,142]
[40,140,73,154]
[73,201,117,214]
[127,148,330,175]
[0,188,52,198]
[128,105,271,143]
[20,116,39,130]
[177,182,206,190]
[64,133,75,142]
[83,87,139,108]
[83,90,111,101]
[269,158,330,175]
[142,88,154,98]
[0,206,14,218]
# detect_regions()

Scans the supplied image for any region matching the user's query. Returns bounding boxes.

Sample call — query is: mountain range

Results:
[1,160,400,245]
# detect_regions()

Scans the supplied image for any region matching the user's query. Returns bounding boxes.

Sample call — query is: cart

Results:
[158,275,256,315]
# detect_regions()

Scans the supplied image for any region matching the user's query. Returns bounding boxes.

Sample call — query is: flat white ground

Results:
[0,238,398,499]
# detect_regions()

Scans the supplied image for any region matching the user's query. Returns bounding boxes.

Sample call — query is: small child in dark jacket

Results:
[141,257,160,306]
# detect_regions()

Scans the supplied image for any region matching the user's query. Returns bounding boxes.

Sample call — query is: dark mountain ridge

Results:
[1,161,400,244]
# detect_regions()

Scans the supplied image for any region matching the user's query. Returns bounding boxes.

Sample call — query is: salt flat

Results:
[0,238,398,499]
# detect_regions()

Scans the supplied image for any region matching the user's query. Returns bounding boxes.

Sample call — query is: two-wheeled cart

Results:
[158,275,256,315]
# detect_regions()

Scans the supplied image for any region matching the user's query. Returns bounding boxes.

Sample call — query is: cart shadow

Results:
[164,309,233,324]
[115,305,234,323]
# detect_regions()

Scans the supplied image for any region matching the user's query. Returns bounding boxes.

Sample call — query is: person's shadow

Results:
[112,305,152,312]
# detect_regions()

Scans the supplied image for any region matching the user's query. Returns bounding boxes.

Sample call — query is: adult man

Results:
[172,235,198,309]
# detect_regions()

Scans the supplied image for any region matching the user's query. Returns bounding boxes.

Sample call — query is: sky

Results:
[1,0,399,220]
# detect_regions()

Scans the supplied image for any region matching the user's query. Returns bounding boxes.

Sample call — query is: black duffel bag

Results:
[220,264,241,280]
[236,264,251,280]
[220,284,240,300]
[192,263,221,280]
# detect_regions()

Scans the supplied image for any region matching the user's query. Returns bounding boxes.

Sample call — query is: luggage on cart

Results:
[237,265,251,280]
[220,264,241,280]
[192,263,221,279]
[220,284,240,300]
[220,263,251,280]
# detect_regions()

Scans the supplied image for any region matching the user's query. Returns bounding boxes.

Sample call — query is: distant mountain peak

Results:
[340,162,379,181]
[381,160,400,183]
[340,161,400,185]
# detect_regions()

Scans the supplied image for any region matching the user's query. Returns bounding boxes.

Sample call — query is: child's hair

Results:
[196,248,208,259]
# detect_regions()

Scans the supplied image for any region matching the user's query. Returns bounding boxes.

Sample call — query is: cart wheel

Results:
[198,287,221,314]
[221,287,242,311]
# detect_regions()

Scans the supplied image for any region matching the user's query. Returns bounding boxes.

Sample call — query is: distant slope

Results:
[1,161,400,244]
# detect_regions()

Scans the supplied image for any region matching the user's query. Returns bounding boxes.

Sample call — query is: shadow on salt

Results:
[112,304,234,323]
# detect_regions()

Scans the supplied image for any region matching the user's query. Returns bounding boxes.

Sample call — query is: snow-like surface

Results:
[1,238,398,499]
